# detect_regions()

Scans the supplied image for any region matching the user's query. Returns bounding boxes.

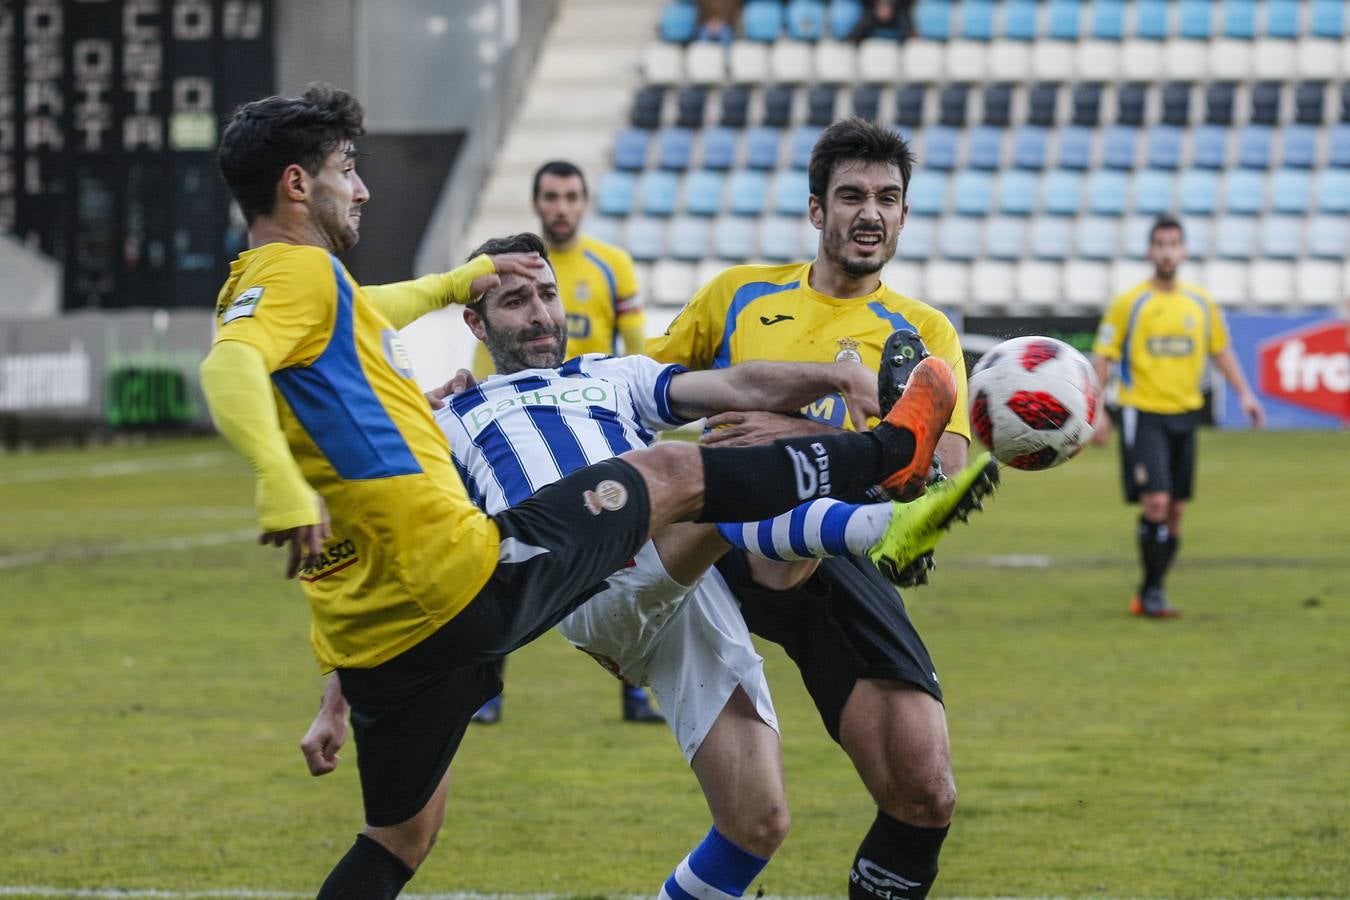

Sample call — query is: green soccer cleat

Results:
[869,452,1001,586]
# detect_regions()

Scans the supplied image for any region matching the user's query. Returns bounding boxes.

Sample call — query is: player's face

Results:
[533,174,587,247]
[810,160,906,279]
[478,267,568,373]
[310,141,368,252]
[1147,226,1186,280]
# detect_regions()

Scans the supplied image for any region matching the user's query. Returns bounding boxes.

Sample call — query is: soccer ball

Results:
[968,336,1102,471]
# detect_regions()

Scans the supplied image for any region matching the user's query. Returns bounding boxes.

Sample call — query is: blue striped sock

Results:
[715,499,891,561]
[660,827,768,900]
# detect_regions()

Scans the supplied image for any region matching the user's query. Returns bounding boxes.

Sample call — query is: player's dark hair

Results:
[218,83,365,223]
[1149,214,1185,243]
[464,233,553,315]
[808,117,916,201]
[531,160,588,200]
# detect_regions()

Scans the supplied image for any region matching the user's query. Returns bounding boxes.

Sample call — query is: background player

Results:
[1091,214,1265,618]
[471,159,658,723]
[649,117,970,899]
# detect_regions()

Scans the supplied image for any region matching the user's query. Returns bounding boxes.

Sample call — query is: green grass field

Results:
[1,430,1347,898]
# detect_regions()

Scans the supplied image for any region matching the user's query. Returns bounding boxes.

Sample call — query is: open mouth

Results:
[851,231,884,252]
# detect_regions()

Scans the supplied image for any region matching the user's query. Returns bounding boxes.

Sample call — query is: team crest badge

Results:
[583,479,629,515]
[574,282,591,302]
[835,337,863,364]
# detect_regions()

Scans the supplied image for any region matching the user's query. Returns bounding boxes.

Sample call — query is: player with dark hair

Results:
[649,116,969,899]
[1091,214,1265,618]
[200,87,961,898]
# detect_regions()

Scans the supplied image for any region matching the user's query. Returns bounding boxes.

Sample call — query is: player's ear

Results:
[279,163,309,203]
[463,306,488,342]
[807,194,824,230]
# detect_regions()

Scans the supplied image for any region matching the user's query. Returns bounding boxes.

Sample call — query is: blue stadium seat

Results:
[1265,0,1299,37]
[938,85,970,127]
[1214,217,1257,259]
[1057,127,1093,171]
[1178,170,1219,215]
[998,170,1038,216]
[967,127,1004,171]
[806,85,838,127]
[683,170,726,216]
[829,0,863,40]
[1031,218,1073,260]
[1091,1,1126,40]
[1043,170,1083,216]
[727,170,769,216]
[1294,82,1325,125]
[759,216,803,261]
[983,84,1013,128]
[908,170,948,216]
[1191,125,1229,170]
[675,87,708,130]
[895,84,926,128]
[939,217,981,260]
[700,127,737,171]
[1237,126,1274,170]
[1260,217,1302,259]
[1146,126,1183,170]
[786,0,827,40]
[1087,170,1128,215]
[762,85,792,128]
[852,84,882,122]
[587,216,623,246]
[1249,81,1281,126]
[1222,0,1257,39]
[922,127,959,171]
[1316,169,1350,213]
[773,169,810,215]
[1102,126,1138,170]
[639,170,680,216]
[713,216,755,259]
[1184,217,1212,259]
[1133,170,1175,215]
[1072,84,1103,127]
[658,127,695,171]
[953,170,995,216]
[788,126,822,170]
[1222,169,1265,215]
[596,171,638,216]
[961,0,996,40]
[720,86,750,128]
[986,217,1025,259]
[1076,217,1119,260]
[1012,127,1049,170]
[625,218,666,261]
[1047,0,1082,40]
[914,1,953,40]
[669,217,710,260]
[1178,0,1213,39]
[1134,0,1169,39]
[1310,0,1345,38]
[1205,83,1237,126]
[896,215,935,260]
[660,3,698,43]
[745,128,782,170]
[742,1,785,41]
[1002,0,1038,40]
[1281,125,1318,169]
[1270,169,1311,215]
[1116,83,1147,127]
[1307,216,1348,259]
[613,129,650,171]
[1328,125,1350,169]
[1161,82,1191,127]
[631,86,665,130]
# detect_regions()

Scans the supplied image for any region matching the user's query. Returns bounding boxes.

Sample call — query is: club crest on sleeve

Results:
[582,479,629,515]
[222,286,264,324]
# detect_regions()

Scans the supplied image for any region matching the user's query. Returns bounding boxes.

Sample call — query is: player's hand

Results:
[469,252,548,299]
[701,410,833,447]
[1242,394,1266,429]
[833,361,881,432]
[260,496,332,579]
[300,705,348,777]
[426,368,478,409]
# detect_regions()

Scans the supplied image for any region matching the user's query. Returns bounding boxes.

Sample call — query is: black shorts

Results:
[1118,407,1199,503]
[336,458,650,826]
[716,550,942,745]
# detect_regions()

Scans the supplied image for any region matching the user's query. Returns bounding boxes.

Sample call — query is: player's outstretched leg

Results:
[875,357,959,502]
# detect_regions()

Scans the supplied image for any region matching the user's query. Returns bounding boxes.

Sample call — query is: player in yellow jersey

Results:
[649,118,979,900]
[1092,215,1264,618]
[200,87,960,898]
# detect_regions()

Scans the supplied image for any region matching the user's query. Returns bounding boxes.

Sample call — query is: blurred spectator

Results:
[697,0,741,43]
[848,0,915,42]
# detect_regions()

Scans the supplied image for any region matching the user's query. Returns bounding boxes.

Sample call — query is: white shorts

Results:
[557,541,778,762]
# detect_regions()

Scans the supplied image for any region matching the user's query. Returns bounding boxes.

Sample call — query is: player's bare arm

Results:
[1212,347,1266,428]
[301,674,349,777]
[667,360,879,430]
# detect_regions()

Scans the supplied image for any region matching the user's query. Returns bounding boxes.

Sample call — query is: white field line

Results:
[0,529,256,570]
[0,451,234,486]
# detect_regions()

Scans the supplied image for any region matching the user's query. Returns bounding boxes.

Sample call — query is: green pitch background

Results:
[1,431,1346,897]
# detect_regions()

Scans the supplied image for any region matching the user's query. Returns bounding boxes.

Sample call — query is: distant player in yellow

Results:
[1092,214,1264,618]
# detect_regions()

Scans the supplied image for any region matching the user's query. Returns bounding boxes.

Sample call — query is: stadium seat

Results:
[988,38,1032,80]
[1133,170,1174,215]
[894,84,926,128]
[1032,42,1075,83]
[1266,0,1300,38]
[1012,127,1049,170]
[857,38,899,82]
[1190,125,1228,170]
[1056,126,1093,170]
[830,0,863,40]
[1310,0,1344,38]
[1250,82,1281,126]
[1164,38,1209,80]
[815,41,857,83]
[587,216,623,247]
[1250,260,1295,304]
[982,84,1013,128]
[852,84,881,122]
[668,217,711,261]
[938,217,981,260]
[1184,217,1212,259]
[806,85,838,127]
[1076,37,1122,81]
[1043,169,1084,215]
[970,260,1017,304]
[683,170,726,216]
[728,41,770,84]
[1076,216,1118,259]
[953,170,995,216]
[596,171,638,217]
[985,217,1025,259]
[1205,83,1236,126]
[1178,170,1219,215]
[938,85,969,128]
[660,3,698,43]
[762,85,794,128]
[1116,83,1146,127]
[719,85,751,128]
[1120,214,1153,259]
[1202,260,1249,305]
[772,169,810,215]
[1028,84,1059,128]
[650,259,697,307]
[745,127,782,170]
[1270,169,1311,215]
[1294,82,1326,125]
[788,126,821,170]
[1215,217,1258,259]
[1178,0,1212,39]
[1087,170,1128,215]
[1306,216,1349,258]
[1253,36,1296,79]
[786,0,827,41]
[923,261,970,307]
[639,170,680,216]
[674,87,708,130]
[1134,0,1169,39]
[727,170,769,216]
[1296,259,1343,305]
[997,170,1038,216]
[1121,38,1164,81]
[960,0,996,39]
[967,127,1004,171]
[1092,1,1126,40]
[907,170,948,216]
[1030,218,1072,260]
[1222,169,1264,215]
[1146,126,1183,170]
[901,39,943,81]
[915,0,953,40]
[1315,169,1350,213]
[1237,126,1274,170]
[1280,125,1318,169]
[613,129,650,171]
[759,216,802,261]
[922,127,959,171]
[896,215,936,260]
[947,42,989,83]
[658,127,695,171]
[1002,0,1038,41]
[642,42,683,84]
[631,86,665,130]
[713,216,755,259]
[684,44,725,85]
[700,127,737,171]
[1063,260,1111,305]
[1017,260,1064,304]
[742,1,785,42]
[770,40,814,84]
[624,217,667,261]
[1260,217,1303,260]
[1102,126,1138,170]
[1047,0,1081,40]
[1328,125,1350,168]
[1161,82,1191,126]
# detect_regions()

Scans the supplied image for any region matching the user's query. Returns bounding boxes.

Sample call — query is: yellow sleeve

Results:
[618,317,648,357]
[213,246,335,370]
[1092,292,1133,360]
[922,313,972,440]
[471,341,496,379]
[199,341,320,532]
[646,274,727,368]
[364,255,496,329]
[1206,297,1231,355]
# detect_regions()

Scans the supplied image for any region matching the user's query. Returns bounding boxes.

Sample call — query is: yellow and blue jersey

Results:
[647,261,970,439]
[212,243,499,670]
[552,234,642,357]
[1093,280,1229,415]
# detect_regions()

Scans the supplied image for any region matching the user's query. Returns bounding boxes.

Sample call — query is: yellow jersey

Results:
[648,262,970,439]
[212,243,499,670]
[1093,280,1230,414]
[552,234,643,357]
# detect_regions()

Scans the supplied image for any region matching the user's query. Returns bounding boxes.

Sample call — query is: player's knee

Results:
[725,802,791,859]
[880,769,956,827]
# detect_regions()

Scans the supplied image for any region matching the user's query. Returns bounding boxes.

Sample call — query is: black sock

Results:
[317,833,415,900]
[1136,516,1170,592]
[849,811,948,900]
[1160,533,1180,578]
[696,428,915,523]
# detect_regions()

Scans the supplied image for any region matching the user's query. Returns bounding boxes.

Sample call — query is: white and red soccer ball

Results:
[968,336,1102,471]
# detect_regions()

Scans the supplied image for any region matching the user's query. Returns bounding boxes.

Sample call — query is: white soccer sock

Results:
[715,499,892,561]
